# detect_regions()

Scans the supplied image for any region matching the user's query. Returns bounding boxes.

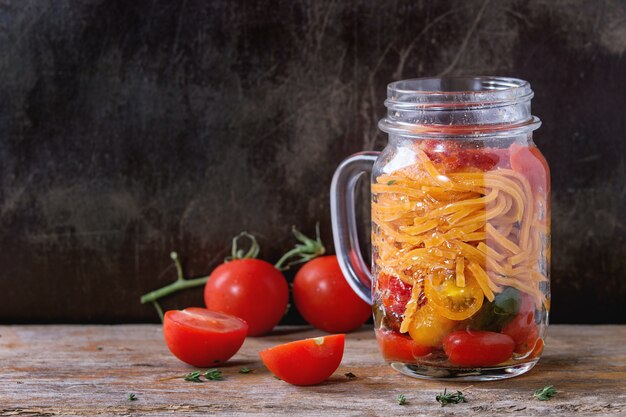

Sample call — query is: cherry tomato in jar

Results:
[204,259,289,336]
[375,328,432,362]
[510,143,550,194]
[259,334,345,386]
[408,304,458,348]
[163,308,248,367]
[502,294,539,354]
[443,330,515,367]
[293,256,371,333]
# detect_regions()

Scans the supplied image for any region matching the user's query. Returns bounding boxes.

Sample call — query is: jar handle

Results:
[330,152,380,305]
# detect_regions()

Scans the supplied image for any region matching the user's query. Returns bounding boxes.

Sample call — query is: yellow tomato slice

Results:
[424,272,484,321]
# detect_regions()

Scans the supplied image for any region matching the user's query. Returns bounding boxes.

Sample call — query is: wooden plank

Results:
[0,325,624,416]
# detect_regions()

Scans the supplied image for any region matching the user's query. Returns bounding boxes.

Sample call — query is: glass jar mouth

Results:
[379,76,540,138]
[385,76,533,110]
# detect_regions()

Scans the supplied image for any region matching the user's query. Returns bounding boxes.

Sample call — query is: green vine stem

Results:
[274,223,325,271]
[140,234,261,321]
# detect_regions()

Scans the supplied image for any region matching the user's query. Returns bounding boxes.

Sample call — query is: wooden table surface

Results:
[0,325,624,416]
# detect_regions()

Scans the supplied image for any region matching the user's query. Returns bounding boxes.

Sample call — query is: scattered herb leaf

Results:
[184,371,203,383]
[204,369,223,381]
[387,180,396,185]
[397,394,407,405]
[345,372,357,379]
[239,367,253,374]
[534,385,557,401]
[128,393,137,401]
[436,388,467,406]
[273,375,282,380]
[96,346,103,351]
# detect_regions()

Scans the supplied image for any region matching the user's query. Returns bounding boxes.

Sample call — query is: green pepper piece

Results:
[469,287,521,331]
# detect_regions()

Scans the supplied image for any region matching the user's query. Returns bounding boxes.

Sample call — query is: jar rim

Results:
[385,76,534,110]
[380,76,540,138]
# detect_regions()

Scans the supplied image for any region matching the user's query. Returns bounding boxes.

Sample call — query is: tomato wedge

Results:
[375,328,432,362]
[443,330,515,366]
[424,273,484,321]
[163,308,248,367]
[259,334,344,386]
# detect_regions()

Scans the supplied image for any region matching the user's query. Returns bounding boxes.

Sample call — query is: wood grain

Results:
[0,325,624,416]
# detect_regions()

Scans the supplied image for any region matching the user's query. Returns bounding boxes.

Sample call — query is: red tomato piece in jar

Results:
[375,328,432,362]
[163,308,248,367]
[510,143,550,194]
[443,330,515,367]
[378,273,413,317]
[421,141,500,172]
[259,334,345,386]
[502,294,540,354]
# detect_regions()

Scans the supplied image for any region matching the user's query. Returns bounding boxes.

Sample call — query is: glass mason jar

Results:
[331,77,550,380]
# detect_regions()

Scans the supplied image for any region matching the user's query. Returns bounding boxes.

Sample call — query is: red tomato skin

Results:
[293,256,371,333]
[502,294,539,354]
[375,328,432,362]
[510,143,550,195]
[259,334,345,386]
[204,259,289,336]
[444,330,515,367]
[163,308,248,367]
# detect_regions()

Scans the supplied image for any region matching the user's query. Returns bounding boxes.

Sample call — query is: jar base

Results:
[390,359,538,381]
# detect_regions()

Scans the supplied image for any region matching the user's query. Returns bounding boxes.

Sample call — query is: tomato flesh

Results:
[444,330,515,366]
[163,308,248,367]
[375,328,432,362]
[204,259,289,336]
[293,256,371,333]
[259,334,345,386]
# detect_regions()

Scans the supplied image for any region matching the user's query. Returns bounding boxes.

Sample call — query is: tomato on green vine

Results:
[205,227,325,336]
[293,255,371,333]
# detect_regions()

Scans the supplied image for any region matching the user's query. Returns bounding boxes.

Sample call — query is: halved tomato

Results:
[259,334,345,386]
[424,273,484,321]
[375,328,432,362]
[163,308,248,367]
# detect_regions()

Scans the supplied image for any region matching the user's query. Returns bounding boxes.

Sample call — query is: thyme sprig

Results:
[534,385,557,401]
[436,388,467,406]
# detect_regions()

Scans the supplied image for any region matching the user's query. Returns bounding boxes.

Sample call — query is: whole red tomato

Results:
[163,308,248,367]
[293,256,371,333]
[204,259,289,336]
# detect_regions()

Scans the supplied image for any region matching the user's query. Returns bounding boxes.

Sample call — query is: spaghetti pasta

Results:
[372,146,549,333]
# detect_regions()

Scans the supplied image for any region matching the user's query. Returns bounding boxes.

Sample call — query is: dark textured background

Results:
[1,0,625,324]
